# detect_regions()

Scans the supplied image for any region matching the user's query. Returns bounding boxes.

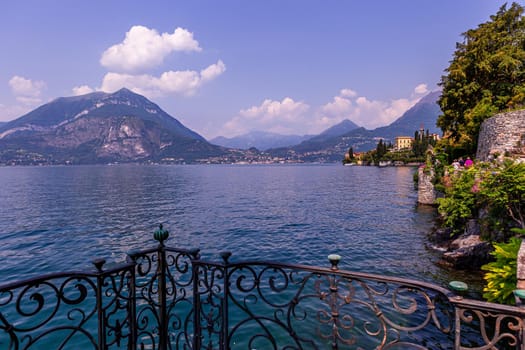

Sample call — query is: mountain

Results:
[210,131,312,150]
[378,90,441,138]
[301,119,360,145]
[317,119,360,138]
[267,91,442,162]
[0,88,227,164]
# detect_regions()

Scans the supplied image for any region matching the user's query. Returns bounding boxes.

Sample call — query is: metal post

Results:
[220,252,232,350]
[126,253,138,350]
[328,254,341,350]
[454,307,461,349]
[158,245,167,350]
[93,258,107,350]
[153,224,170,350]
[192,250,202,350]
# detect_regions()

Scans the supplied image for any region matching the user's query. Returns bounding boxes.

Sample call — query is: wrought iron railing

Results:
[1,225,525,349]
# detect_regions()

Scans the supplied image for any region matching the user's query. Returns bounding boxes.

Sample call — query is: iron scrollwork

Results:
[0,274,99,349]
[2,226,525,349]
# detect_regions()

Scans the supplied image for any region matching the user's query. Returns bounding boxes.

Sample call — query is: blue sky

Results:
[0,1,513,139]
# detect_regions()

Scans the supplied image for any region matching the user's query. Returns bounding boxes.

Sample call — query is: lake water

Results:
[0,164,481,290]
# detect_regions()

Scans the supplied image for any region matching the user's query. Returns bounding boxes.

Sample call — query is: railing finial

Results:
[328,254,341,271]
[220,251,232,263]
[449,280,468,299]
[92,258,106,272]
[154,223,169,246]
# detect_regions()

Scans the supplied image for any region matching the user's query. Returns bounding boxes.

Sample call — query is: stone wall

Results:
[417,167,435,205]
[476,110,525,161]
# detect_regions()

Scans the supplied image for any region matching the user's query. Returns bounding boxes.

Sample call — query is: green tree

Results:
[373,139,388,162]
[438,3,525,155]
[412,129,436,157]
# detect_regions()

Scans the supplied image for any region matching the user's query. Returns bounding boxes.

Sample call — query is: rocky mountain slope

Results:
[0,88,226,164]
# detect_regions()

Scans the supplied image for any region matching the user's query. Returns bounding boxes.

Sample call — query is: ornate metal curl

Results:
[2,231,525,350]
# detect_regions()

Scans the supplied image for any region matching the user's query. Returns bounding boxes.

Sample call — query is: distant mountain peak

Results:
[110,87,140,98]
[418,90,441,104]
[0,89,221,164]
[116,87,133,93]
[319,119,359,137]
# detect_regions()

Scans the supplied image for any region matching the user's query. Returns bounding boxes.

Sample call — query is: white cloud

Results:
[219,84,432,137]
[100,25,202,72]
[322,95,353,115]
[72,85,95,96]
[8,76,46,105]
[340,88,357,98]
[220,97,310,137]
[100,60,226,98]
[200,60,226,82]
[414,83,428,95]
[317,85,429,130]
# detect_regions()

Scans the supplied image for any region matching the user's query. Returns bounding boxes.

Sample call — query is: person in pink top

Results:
[464,156,473,167]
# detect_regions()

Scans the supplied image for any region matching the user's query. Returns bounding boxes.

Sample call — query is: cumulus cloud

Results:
[317,84,430,130]
[414,83,428,95]
[72,85,95,96]
[220,97,310,137]
[9,76,46,105]
[200,60,226,82]
[100,60,226,98]
[219,84,433,137]
[340,88,357,98]
[100,26,202,72]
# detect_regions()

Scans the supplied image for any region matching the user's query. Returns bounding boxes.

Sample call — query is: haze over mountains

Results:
[211,131,313,151]
[211,119,360,151]
[0,88,441,165]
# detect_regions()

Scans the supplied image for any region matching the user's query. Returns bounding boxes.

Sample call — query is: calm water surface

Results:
[0,164,482,290]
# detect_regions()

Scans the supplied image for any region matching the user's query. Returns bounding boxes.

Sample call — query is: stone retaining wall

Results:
[476,110,525,161]
[417,167,435,205]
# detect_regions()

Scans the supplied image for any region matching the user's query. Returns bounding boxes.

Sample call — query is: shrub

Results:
[482,236,522,304]
[436,160,525,239]
[436,166,478,236]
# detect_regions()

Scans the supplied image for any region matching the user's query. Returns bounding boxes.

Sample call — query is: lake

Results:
[0,164,481,290]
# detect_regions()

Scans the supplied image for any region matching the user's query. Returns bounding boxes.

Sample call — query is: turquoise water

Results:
[0,164,481,288]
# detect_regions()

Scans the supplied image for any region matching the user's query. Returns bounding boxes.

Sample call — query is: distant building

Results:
[394,136,413,150]
[429,133,441,141]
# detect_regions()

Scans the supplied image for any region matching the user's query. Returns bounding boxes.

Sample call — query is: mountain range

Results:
[209,114,362,151]
[0,89,442,165]
[210,131,313,151]
[265,90,442,162]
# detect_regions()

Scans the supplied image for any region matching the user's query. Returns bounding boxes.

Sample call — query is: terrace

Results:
[1,225,524,349]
